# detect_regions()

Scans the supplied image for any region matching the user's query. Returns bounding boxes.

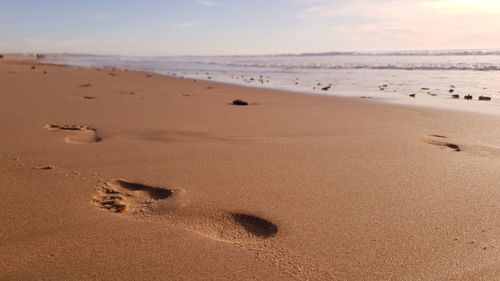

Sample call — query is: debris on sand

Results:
[232,99,249,106]
[478,96,491,101]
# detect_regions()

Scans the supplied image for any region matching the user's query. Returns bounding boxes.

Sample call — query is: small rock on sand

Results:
[232,99,249,106]
[321,84,332,91]
[478,96,491,101]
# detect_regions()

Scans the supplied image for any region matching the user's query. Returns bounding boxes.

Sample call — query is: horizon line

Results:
[4,47,500,58]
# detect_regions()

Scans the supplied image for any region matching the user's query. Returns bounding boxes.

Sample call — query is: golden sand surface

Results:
[0,56,498,280]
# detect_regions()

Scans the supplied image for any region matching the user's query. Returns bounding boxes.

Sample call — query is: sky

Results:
[0,0,499,56]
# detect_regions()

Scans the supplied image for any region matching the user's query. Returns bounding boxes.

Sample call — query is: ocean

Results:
[46,49,500,115]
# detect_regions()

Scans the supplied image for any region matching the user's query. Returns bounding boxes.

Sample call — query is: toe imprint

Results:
[93,179,176,215]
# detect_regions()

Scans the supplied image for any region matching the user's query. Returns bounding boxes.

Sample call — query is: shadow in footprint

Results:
[444,143,461,152]
[232,213,278,238]
[46,124,83,131]
[430,134,447,138]
[115,180,172,200]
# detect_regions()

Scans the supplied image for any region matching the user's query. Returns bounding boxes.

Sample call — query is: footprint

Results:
[93,179,334,279]
[92,179,278,242]
[33,165,55,170]
[436,142,461,152]
[45,124,102,144]
[73,95,97,100]
[425,135,500,157]
[425,135,461,152]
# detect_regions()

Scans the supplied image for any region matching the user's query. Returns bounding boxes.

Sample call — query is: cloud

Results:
[294,0,500,49]
[297,0,500,22]
[195,0,221,6]
[172,22,199,28]
[425,0,500,15]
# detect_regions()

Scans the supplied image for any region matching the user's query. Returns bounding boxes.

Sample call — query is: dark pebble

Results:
[478,96,491,101]
[232,99,248,106]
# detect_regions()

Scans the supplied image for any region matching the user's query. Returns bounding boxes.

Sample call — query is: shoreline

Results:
[43,56,500,117]
[1,56,499,281]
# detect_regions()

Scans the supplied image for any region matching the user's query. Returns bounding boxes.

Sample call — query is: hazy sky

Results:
[1,0,499,55]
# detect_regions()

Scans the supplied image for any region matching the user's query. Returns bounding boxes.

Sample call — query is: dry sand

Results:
[0,56,498,281]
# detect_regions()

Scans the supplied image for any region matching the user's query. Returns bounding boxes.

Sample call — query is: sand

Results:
[0,56,498,281]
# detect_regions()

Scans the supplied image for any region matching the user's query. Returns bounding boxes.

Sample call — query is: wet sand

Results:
[0,56,498,280]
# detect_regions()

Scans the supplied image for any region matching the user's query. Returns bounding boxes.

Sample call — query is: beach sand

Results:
[0,56,498,280]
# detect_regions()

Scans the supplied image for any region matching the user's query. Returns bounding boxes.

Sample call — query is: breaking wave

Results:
[191,61,500,71]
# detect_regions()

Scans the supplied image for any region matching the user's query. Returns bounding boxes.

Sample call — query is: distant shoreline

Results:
[44,53,500,117]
